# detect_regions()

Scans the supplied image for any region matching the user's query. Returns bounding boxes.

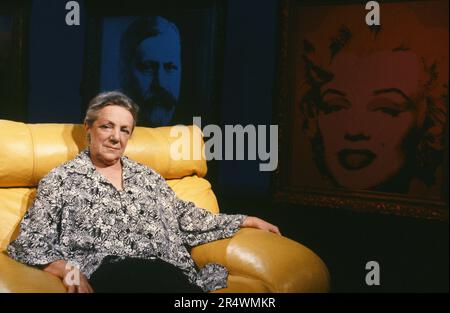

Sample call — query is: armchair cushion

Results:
[0,188,36,251]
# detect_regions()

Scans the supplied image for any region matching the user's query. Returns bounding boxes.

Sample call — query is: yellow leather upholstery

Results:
[0,188,36,251]
[0,121,206,187]
[0,119,330,293]
[192,229,330,292]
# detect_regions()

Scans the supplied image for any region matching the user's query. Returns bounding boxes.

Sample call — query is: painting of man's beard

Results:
[141,88,178,127]
[128,80,178,127]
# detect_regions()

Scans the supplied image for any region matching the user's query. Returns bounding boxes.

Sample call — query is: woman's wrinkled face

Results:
[85,105,134,167]
[317,50,420,190]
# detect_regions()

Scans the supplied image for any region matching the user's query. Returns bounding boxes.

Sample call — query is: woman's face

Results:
[85,105,134,167]
[317,50,420,190]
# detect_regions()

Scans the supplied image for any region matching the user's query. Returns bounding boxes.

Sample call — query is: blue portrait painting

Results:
[93,5,223,128]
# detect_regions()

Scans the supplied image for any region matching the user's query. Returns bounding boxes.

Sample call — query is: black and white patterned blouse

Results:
[7,149,246,291]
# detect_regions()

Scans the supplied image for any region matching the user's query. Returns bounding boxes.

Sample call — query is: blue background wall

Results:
[27,0,86,123]
[218,0,278,197]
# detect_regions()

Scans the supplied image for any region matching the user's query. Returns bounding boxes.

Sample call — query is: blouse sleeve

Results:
[7,171,64,267]
[155,174,246,247]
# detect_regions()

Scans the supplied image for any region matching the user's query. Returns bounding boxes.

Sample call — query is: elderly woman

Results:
[7,91,280,293]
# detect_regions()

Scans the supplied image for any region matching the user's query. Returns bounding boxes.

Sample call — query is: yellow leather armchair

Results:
[0,120,330,293]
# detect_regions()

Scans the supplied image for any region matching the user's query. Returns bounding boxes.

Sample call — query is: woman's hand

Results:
[43,260,94,293]
[242,216,281,235]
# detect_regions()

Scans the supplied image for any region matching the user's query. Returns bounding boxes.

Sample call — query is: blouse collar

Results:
[67,148,135,182]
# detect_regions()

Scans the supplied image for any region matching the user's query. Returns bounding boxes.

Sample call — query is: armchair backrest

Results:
[0,120,207,187]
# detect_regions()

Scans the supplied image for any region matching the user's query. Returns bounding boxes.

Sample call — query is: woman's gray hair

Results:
[84,91,140,130]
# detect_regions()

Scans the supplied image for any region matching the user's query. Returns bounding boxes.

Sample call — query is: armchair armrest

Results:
[0,252,65,293]
[191,228,330,292]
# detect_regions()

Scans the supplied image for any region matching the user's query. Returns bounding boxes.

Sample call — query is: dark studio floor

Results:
[219,195,449,293]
